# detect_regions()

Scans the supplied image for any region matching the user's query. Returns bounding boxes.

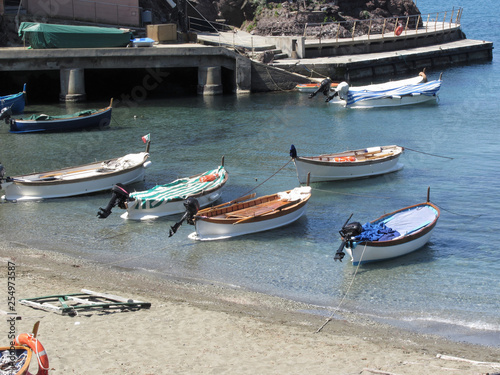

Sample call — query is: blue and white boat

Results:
[335,189,440,265]
[328,72,442,108]
[0,84,26,114]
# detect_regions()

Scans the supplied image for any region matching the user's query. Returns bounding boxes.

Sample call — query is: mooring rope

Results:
[310,186,392,199]
[265,67,288,91]
[404,147,454,160]
[315,242,367,333]
[239,159,293,198]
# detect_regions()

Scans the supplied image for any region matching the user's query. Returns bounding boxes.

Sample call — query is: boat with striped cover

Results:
[334,189,440,265]
[0,84,26,114]
[97,162,228,220]
[290,144,404,183]
[326,72,442,108]
[184,186,312,241]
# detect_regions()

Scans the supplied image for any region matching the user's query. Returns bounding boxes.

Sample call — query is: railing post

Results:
[443,11,446,29]
[336,22,340,42]
[352,21,356,40]
[435,12,438,31]
[416,15,421,34]
[450,7,454,27]
[404,15,409,34]
[368,19,372,39]
[426,14,429,32]
[382,19,386,37]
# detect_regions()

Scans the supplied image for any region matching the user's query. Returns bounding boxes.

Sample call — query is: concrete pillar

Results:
[59,68,86,102]
[235,56,251,94]
[197,66,223,96]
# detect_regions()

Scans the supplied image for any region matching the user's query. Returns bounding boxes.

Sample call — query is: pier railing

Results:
[303,8,463,42]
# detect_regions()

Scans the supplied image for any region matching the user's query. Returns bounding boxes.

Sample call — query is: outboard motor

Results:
[0,162,5,180]
[334,218,363,262]
[169,197,200,237]
[308,78,332,99]
[0,107,12,124]
[97,183,130,219]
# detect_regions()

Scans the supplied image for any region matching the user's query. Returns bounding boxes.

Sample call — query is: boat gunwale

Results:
[8,152,149,186]
[351,202,440,248]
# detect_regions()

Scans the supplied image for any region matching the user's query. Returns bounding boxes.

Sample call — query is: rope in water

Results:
[404,147,454,160]
[315,243,367,333]
[239,158,293,199]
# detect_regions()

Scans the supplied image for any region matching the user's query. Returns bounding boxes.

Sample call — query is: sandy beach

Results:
[1,242,499,375]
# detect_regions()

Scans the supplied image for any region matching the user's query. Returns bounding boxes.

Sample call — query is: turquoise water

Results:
[1,0,499,346]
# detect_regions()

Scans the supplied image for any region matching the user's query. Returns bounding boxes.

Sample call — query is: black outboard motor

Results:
[289,144,297,159]
[325,91,339,102]
[308,78,332,99]
[335,219,363,262]
[97,183,130,219]
[0,162,5,180]
[169,197,200,237]
[0,107,12,124]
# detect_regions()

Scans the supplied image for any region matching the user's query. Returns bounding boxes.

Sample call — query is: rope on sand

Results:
[315,243,367,333]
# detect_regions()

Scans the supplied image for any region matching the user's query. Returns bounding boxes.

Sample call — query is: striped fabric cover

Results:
[346,79,442,106]
[130,166,226,205]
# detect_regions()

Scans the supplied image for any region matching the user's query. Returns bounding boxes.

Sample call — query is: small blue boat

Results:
[0,84,26,114]
[7,99,112,133]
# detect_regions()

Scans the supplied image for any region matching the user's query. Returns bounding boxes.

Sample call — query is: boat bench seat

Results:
[224,200,287,219]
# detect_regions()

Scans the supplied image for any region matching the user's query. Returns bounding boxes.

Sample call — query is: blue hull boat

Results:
[9,99,112,133]
[0,84,26,114]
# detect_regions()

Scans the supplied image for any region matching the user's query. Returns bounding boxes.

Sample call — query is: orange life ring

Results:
[395,25,403,36]
[199,173,218,182]
[15,334,49,375]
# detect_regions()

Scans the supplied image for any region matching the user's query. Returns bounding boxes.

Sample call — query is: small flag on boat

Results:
[142,134,151,143]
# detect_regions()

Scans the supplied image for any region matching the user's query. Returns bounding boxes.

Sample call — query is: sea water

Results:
[1,0,499,347]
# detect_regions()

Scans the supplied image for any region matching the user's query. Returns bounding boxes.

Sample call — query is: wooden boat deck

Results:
[222,199,289,219]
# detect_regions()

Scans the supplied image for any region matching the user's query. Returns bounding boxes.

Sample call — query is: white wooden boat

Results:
[290,145,404,183]
[335,190,440,265]
[97,163,228,220]
[326,72,442,108]
[183,186,311,241]
[0,143,151,201]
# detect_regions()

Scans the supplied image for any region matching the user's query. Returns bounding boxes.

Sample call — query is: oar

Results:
[40,168,95,179]
[233,200,300,225]
[206,193,257,211]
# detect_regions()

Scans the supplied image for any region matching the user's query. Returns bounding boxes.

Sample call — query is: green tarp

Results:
[18,22,133,49]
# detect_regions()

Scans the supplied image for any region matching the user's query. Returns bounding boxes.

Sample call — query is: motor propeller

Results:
[169,197,200,237]
[97,183,130,219]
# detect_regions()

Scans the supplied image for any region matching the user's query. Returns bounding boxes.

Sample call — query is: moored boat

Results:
[334,189,440,265]
[97,162,228,220]
[6,99,113,133]
[326,72,442,108]
[290,144,404,183]
[177,186,312,241]
[0,139,151,201]
[0,84,26,114]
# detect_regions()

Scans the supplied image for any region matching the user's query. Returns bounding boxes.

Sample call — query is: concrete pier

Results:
[197,66,223,95]
[59,68,86,102]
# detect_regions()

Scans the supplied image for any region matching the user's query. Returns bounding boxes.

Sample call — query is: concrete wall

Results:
[24,0,141,27]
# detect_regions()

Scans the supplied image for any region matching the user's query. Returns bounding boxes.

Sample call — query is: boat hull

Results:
[345,93,438,108]
[1,153,149,201]
[191,203,308,240]
[123,189,224,220]
[10,107,112,133]
[293,145,404,183]
[345,229,434,265]
[0,92,25,114]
